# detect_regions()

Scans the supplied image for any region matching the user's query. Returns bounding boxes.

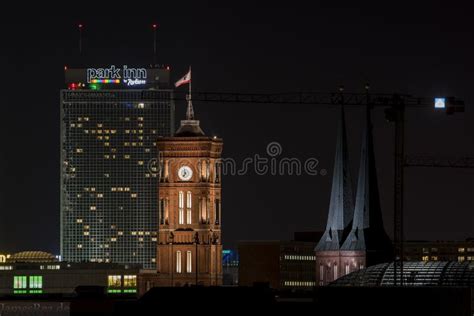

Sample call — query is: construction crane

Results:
[405,156,474,168]
[172,88,466,285]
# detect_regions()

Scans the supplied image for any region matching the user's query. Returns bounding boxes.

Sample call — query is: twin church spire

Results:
[316,106,392,258]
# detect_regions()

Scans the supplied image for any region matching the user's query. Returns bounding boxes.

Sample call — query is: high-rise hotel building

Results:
[60,66,174,269]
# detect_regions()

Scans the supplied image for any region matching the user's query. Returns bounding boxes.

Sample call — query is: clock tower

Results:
[155,101,223,286]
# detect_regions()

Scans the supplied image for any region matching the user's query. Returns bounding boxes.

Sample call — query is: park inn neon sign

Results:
[87,65,147,86]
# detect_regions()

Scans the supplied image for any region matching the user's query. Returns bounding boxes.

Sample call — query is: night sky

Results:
[0,1,473,254]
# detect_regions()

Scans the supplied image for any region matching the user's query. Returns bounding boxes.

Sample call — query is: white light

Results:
[434,98,446,109]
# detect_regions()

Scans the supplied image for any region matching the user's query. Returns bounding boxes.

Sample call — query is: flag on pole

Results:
[175,69,191,87]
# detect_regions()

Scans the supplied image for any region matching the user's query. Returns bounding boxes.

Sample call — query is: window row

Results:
[107,275,137,288]
[13,276,43,289]
[159,193,221,226]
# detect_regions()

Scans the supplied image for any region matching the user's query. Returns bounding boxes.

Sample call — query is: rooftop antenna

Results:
[78,23,83,55]
[152,23,158,67]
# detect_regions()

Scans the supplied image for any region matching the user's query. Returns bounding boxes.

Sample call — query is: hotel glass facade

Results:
[61,87,174,269]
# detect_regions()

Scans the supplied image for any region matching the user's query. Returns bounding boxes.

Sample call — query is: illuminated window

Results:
[422,256,429,261]
[76,219,83,223]
[458,256,465,262]
[131,193,138,198]
[422,248,429,254]
[345,263,350,275]
[431,256,438,261]
[108,275,122,288]
[186,251,192,273]
[467,248,474,252]
[13,276,27,289]
[77,244,83,248]
[186,192,192,224]
[333,264,338,280]
[123,275,137,288]
[176,251,182,273]
[319,265,324,281]
[179,191,184,224]
[458,248,465,253]
[29,276,42,289]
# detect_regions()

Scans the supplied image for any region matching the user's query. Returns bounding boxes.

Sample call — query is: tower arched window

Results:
[159,199,165,225]
[215,199,221,225]
[186,192,192,224]
[206,160,210,181]
[176,251,182,273]
[186,251,192,273]
[334,264,338,281]
[178,191,184,224]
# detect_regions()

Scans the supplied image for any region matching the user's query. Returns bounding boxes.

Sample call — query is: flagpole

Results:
[188,66,193,119]
[189,66,192,106]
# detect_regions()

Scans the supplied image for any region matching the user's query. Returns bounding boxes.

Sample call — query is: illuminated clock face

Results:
[178,166,193,181]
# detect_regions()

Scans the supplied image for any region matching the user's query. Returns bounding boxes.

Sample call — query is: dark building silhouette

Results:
[402,239,474,262]
[239,240,317,290]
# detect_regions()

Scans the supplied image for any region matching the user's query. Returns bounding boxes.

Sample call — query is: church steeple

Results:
[315,107,354,251]
[340,106,393,262]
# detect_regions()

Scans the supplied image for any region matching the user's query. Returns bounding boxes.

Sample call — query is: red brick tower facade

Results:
[154,101,223,287]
